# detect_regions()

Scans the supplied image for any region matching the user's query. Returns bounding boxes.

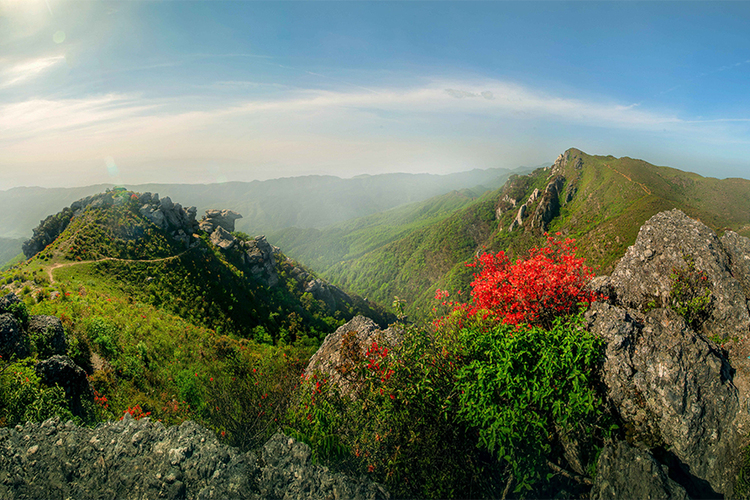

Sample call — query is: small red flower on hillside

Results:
[121,405,151,420]
[467,235,598,328]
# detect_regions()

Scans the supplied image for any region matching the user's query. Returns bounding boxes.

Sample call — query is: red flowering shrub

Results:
[467,235,598,328]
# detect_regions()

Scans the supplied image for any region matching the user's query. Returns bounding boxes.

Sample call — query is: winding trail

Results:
[605,163,652,195]
[46,251,190,284]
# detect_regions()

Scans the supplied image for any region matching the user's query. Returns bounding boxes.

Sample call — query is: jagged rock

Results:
[721,230,750,300]
[22,207,74,258]
[199,210,243,234]
[240,236,279,287]
[586,303,739,495]
[260,433,389,500]
[210,226,237,250]
[528,188,541,204]
[607,209,750,343]
[0,313,29,360]
[0,418,388,500]
[304,279,353,312]
[27,315,67,358]
[304,316,401,395]
[530,175,565,231]
[586,209,750,496]
[590,441,689,500]
[34,355,93,417]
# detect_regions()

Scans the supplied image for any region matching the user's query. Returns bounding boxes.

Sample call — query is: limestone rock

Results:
[0,418,388,500]
[199,210,243,234]
[590,441,688,500]
[608,209,750,342]
[304,316,401,395]
[721,230,750,300]
[210,226,236,250]
[0,312,29,360]
[530,175,564,232]
[586,303,739,495]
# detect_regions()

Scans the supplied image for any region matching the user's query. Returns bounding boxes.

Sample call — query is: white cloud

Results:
[1,55,65,87]
[0,77,747,188]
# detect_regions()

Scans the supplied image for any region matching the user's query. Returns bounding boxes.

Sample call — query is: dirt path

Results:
[46,251,189,284]
[605,163,652,195]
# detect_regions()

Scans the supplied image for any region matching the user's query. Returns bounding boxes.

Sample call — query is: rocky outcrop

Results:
[605,209,750,344]
[199,209,243,234]
[35,355,94,418]
[27,315,67,358]
[530,175,565,232]
[590,441,689,500]
[0,417,388,500]
[210,226,237,251]
[721,230,750,300]
[0,292,30,359]
[586,209,750,497]
[304,316,401,395]
[22,207,75,259]
[136,193,200,241]
[238,235,279,287]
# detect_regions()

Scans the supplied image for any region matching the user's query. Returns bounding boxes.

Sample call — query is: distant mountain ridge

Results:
[0,166,523,241]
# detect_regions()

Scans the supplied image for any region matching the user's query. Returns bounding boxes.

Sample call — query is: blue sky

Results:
[1,1,749,189]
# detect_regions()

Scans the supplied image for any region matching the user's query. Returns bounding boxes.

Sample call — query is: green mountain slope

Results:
[267,188,484,272]
[321,148,750,318]
[0,188,393,449]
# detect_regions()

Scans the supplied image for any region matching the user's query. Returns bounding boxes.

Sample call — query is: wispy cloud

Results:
[1,77,747,187]
[1,55,65,87]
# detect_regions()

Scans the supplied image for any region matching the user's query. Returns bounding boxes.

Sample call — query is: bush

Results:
[467,235,597,328]
[669,254,712,329]
[456,313,607,493]
[0,361,76,426]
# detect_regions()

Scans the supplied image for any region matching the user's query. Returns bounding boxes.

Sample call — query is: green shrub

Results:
[0,361,76,426]
[669,255,712,330]
[456,313,607,493]
[86,317,119,359]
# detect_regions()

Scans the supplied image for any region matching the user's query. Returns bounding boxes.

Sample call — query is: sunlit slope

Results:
[322,148,750,318]
[267,188,484,272]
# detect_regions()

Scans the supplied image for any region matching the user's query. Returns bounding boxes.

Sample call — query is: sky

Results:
[1,1,750,190]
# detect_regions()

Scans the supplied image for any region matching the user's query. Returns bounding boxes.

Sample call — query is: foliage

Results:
[0,360,76,426]
[669,254,712,329]
[466,235,598,328]
[456,314,606,493]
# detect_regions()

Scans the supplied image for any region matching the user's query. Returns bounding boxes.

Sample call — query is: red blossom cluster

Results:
[465,234,598,327]
[365,341,394,383]
[93,389,109,409]
[121,404,151,420]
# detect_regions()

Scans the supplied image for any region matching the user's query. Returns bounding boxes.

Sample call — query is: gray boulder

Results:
[586,209,750,496]
[590,441,688,500]
[607,209,750,343]
[721,230,750,300]
[586,303,740,495]
[210,226,237,250]
[199,209,243,234]
[0,313,29,360]
[304,316,401,396]
[34,355,93,417]
[27,315,67,357]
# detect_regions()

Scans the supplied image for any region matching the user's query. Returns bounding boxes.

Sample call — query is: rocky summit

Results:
[587,209,750,498]
[0,416,389,500]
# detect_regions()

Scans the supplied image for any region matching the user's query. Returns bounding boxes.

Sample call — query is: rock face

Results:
[199,209,243,234]
[237,235,280,287]
[606,209,750,343]
[590,441,689,500]
[0,292,30,359]
[0,417,389,500]
[136,192,200,242]
[305,316,401,395]
[586,209,750,497]
[35,355,94,417]
[27,315,67,358]
[530,175,565,232]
